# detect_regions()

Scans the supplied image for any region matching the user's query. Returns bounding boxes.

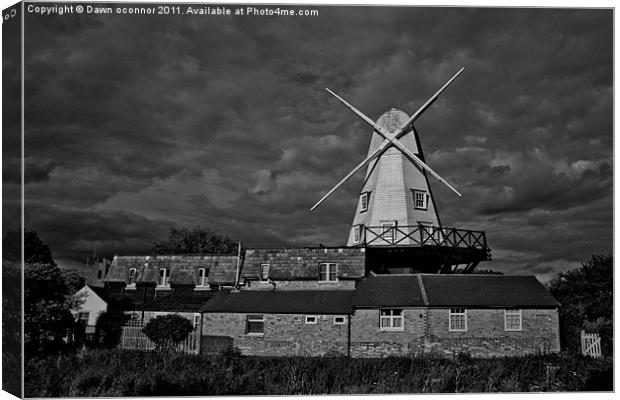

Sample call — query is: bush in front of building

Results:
[24,349,612,397]
[142,314,194,352]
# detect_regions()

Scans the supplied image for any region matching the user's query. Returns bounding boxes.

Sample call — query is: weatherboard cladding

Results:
[104,255,238,285]
[242,248,366,280]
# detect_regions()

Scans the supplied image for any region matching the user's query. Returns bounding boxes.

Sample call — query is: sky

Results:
[3,4,613,281]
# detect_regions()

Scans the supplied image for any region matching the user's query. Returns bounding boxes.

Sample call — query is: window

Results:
[128,268,136,286]
[259,264,270,282]
[334,316,346,325]
[505,309,522,331]
[381,221,397,242]
[97,270,102,279]
[196,268,208,287]
[246,315,264,335]
[360,192,370,212]
[352,224,364,244]
[413,190,428,210]
[77,312,89,324]
[193,315,201,331]
[305,316,318,324]
[380,309,404,330]
[449,308,467,331]
[318,263,338,282]
[158,268,170,287]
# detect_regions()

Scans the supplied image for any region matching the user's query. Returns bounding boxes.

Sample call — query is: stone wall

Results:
[202,313,349,356]
[423,308,561,357]
[202,307,560,358]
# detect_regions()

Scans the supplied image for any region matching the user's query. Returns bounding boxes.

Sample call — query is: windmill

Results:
[311,68,490,273]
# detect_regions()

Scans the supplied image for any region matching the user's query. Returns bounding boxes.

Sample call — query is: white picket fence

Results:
[580,330,601,358]
[120,322,200,354]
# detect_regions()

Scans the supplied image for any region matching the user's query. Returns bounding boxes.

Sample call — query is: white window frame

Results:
[196,267,208,287]
[334,316,346,325]
[246,314,265,335]
[352,224,364,244]
[318,263,338,282]
[259,263,270,282]
[504,309,522,331]
[127,268,136,287]
[305,315,318,324]
[413,189,428,210]
[158,268,170,287]
[360,192,370,212]
[77,312,90,324]
[379,309,404,331]
[449,308,467,331]
[193,315,201,331]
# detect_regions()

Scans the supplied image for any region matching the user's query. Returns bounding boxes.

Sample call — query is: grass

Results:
[25,348,612,397]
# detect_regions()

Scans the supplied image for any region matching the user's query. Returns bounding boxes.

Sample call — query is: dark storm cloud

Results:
[11,6,612,279]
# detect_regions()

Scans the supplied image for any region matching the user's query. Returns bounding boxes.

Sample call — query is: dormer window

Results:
[158,268,170,287]
[413,189,428,210]
[318,263,338,282]
[360,192,370,212]
[197,268,208,287]
[128,268,136,286]
[259,263,270,282]
[352,224,364,244]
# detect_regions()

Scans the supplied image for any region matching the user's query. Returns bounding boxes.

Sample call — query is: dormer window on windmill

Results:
[360,192,370,212]
[413,189,428,210]
[197,267,209,287]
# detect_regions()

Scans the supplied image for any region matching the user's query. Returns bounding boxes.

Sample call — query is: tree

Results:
[153,227,238,255]
[24,263,80,355]
[547,254,612,355]
[95,311,128,348]
[3,229,55,265]
[142,314,194,351]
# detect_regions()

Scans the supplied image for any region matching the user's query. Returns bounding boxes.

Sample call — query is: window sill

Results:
[505,328,522,332]
[448,329,468,332]
[156,286,171,290]
[194,286,211,291]
[318,280,339,284]
[379,328,404,332]
[126,285,136,290]
[246,333,264,337]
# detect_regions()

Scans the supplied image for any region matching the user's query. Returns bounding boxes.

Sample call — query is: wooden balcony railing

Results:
[363,225,487,249]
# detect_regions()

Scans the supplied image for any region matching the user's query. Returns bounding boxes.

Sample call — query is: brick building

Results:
[95,247,560,358]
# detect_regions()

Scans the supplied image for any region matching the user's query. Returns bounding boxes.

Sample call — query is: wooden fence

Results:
[580,330,602,358]
[120,322,200,354]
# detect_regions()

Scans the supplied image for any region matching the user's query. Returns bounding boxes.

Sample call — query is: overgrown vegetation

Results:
[547,254,612,355]
[25,349,612,396]
[142,314,194,351]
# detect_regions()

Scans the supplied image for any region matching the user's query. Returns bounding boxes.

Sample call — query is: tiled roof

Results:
[420,275,559,308]
[242,248,366,280]
[200,290,355,314]
[353,275,425,307]
[105,255,239,285]
[142,289,218,313]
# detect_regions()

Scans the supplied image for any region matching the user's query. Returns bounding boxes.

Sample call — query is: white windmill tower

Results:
[311,69,489,273]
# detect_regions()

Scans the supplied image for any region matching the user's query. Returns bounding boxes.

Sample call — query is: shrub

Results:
[142,314,194,351]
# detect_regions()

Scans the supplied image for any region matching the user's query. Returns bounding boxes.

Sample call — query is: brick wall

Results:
[423,308,560,357]
[202,313,349,356]
[202,307,559,358]
[350,308,425,357]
